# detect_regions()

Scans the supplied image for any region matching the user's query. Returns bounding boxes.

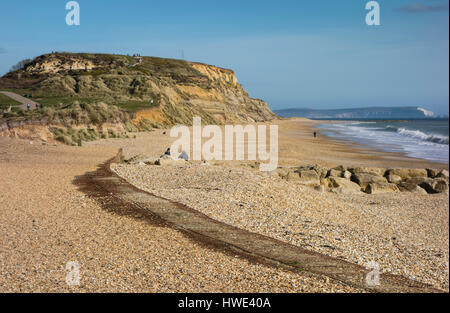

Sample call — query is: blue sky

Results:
[0,0,448,115]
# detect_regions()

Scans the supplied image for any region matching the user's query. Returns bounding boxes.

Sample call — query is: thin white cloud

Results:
[397,2,449,12]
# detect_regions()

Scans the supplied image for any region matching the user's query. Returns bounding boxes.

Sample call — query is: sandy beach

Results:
[0,133,357,293]
[87,118,449,169]
[1,118,448,292]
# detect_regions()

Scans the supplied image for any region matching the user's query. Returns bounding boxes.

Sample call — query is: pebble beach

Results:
[0,135,358,293]
[112,161,449,290]
[1,118,448,292]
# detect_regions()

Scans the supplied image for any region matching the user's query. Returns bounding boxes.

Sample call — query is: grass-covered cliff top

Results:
[0,52,220,112]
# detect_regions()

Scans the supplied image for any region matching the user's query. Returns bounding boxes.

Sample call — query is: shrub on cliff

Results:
[10,58,33,72]
[39,101,129,126]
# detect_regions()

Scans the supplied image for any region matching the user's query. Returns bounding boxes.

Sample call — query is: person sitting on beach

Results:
[164,148,171,156]
[179,150,189,161]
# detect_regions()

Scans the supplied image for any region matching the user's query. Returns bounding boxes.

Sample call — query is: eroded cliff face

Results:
[158,62,276,124]
[26,57,97,73]
[1,53,277,126]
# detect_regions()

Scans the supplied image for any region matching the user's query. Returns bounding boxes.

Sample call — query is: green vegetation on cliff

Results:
[0,93,21,110]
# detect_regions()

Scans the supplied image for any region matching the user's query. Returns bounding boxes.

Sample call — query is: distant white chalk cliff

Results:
[275,107,436,119]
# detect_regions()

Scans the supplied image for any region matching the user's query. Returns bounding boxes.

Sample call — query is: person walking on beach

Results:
[313,131,317,138]
[27,103,30,111]
[35,103,39,109]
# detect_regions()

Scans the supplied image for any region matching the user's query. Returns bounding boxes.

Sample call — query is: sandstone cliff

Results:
[0,53,277,126]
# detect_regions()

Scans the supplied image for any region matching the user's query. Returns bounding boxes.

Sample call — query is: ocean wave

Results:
[318,122,449,163]
[394,127,449,145]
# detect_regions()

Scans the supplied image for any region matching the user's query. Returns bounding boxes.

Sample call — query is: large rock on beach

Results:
[286,171,300,181]
[332,165,347,172]
[296,164,328,179]
[397,182,428,194]
[328,177,362,194]
[398,177,448,194]
[289,169,320,186]
[327,169,343,178]
[420,178,449,194]
[155,158,187,167]
[403,177,432,186]
[364,182,400,194]
[386,174,402,184]
[351,173,387,189]
[313,166,329,179]
[436,170,449,180]
[427,168,442,178]
[343,170,352,179]
[386,168,428,179]
[125,155,158,165]
[275,167,291,178]
[349,167,386,177]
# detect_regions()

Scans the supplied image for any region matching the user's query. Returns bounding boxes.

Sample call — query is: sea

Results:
[317,119,449,164]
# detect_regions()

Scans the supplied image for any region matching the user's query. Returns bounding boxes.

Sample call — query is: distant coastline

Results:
[274,106,448,120]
